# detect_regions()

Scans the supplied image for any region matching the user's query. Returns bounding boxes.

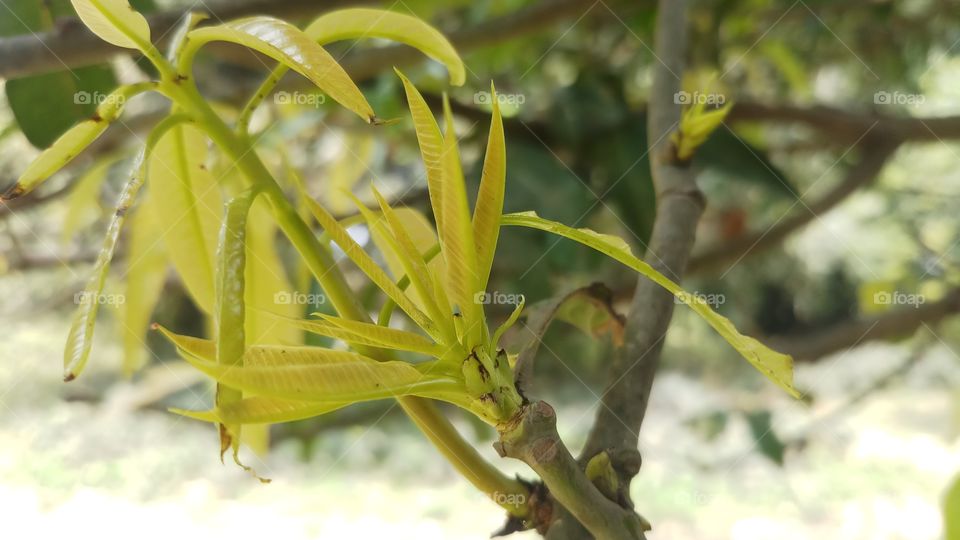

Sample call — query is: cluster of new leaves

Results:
[6,0,800,464]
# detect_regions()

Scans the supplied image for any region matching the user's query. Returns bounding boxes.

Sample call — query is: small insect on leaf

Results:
[70,0,152,51]
[187,17,375,122]
[501,211,801,398]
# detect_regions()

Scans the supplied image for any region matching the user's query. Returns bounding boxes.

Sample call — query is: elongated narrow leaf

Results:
[172,397,346,425]
[4,120,106,200]
[501,211,801,398]
[146,123,221,314]
[5,83,147,201]
[64,148,148,381]
[472,82,506,291]
[396,70,445,231]
[61,156,116,244]
[440,96,482,344]
[244,197,300,347]
[316,313,443,357]
[305,8,465,86]
[163,333,457,403]
[298,188,437,338]
[255,309,407,352]
[945,474,960,540]
[70,0,151,50]
[214,192,255,459]
[120,203,167,376]
[348,190,449,333]
[153,324,215,360]
[188,17,374,122]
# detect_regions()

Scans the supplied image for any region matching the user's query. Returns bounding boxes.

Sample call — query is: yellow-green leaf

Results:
[172,397,346,425]
[146,123,221,314]
[166,336,457,403]
[317,313,443,357]
[61,156,115,244]
[945,473,960,540]
[472,82,506,291]
[256,308,441,356]
[396,70,445,231]
[298,186,437,339]
[440,95,482,345]
[70,0,151,50]
[5,120,105,200]
[214,192,255,458]
[244,197,300,347]
[119,203,167,376]
[187,17,374,122]
[348,189,450,336]
[304,8,465,86]
[501,211,800,398]
[64,147,148,381]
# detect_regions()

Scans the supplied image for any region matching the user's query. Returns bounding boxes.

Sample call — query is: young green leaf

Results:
[166,334,459,403]
[316,313,444,357]
[186,17,374,122]
[146,123,221,314]
[120,203,167,376]
[348,189,451,338]
[439,95,483,345]
[70,0,152,51]
[244,197,300,348]
[256,309,442,357]
[396,70,445,232]
[501,211,801,398]
[172,396,346,425]
[214,191,256,459]
[472,82,506,291]
[62,114,189,382]
[64,147,149,381]
[3,83,151,201]
[304,8,465,86]
[297,186,438,339]
[61,156,116,244]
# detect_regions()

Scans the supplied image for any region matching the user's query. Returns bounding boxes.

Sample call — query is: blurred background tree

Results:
[1,0,960,538]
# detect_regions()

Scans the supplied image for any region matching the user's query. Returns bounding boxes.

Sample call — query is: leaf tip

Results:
[1,183,25,202]
[63,372,77,382]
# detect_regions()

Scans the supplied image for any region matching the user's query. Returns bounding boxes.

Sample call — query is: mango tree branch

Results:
[495,401,647,539]
[766,287,960,361]
[579,0,703,501]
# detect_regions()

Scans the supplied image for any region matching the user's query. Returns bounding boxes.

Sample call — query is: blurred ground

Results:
[2,267,957,540]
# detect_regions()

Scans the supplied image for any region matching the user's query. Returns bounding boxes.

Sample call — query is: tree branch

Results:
[495,402,647,539]
[578,0,703,517]
[766,288,960,361]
